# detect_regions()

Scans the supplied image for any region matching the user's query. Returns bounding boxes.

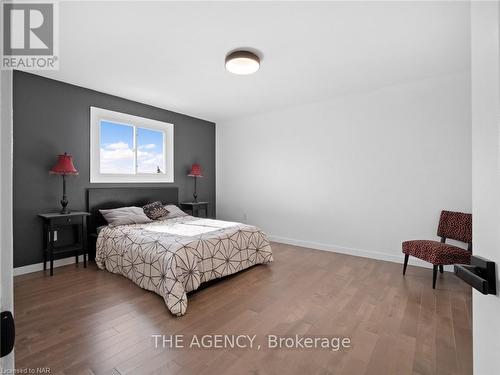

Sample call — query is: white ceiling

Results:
[35,1,470,122]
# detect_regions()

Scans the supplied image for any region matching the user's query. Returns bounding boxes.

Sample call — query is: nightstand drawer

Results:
[51,216,83,226]
[179,202,209,218]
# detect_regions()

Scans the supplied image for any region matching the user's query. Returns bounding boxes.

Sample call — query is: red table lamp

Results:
[50,152,79,214]
[188,163,203,203]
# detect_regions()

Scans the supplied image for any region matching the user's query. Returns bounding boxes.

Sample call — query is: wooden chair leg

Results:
[439,265,444,274]
[433,265,438,289]
[403,254,409,275]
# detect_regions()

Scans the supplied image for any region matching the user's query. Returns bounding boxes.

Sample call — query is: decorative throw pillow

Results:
[143,201,169,220]
[99,206,153,226]
[159,204,189,219]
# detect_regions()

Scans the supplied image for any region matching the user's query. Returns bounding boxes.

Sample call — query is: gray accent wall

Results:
[13,71,216,268]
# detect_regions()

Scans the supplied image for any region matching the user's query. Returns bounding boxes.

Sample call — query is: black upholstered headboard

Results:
[87,187,179,235]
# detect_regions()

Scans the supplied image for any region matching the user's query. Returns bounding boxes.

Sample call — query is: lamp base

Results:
[60,198,69,214]
[193,176,198,203]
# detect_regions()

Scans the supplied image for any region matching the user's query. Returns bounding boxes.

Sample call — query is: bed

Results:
[88,188,273,316]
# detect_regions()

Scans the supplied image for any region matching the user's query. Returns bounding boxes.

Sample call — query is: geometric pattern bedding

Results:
[95,216,273,316]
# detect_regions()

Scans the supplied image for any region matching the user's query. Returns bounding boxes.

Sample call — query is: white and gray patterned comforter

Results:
[95,216,273,316]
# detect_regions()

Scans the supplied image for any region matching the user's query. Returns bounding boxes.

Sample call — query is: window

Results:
[90,107,174,183]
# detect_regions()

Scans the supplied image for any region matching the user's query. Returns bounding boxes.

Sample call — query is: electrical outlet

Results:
[243,213,248,222]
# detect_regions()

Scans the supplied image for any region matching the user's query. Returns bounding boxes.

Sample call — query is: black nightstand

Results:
[38,211,90,276]
[180,202,209,218]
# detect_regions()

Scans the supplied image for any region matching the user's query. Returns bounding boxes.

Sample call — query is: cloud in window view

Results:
[137,127,165,173]
[100,121,165,174]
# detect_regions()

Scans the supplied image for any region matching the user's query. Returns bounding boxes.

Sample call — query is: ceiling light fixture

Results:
[225,50,260,75]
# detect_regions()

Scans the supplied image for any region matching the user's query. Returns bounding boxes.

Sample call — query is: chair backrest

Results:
[437,210,472,244]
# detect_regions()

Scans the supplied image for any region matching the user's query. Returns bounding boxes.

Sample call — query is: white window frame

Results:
[90,107,174,183]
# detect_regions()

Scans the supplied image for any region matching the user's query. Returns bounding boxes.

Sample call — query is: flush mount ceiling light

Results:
[225,50,260,75]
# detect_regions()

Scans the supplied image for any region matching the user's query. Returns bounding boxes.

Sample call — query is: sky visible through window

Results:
[100,120,165,174]
[137,127,165,173]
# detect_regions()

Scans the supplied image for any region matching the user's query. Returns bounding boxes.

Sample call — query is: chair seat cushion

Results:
[402,240,471,265]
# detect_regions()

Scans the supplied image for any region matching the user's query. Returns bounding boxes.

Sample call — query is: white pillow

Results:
[99,206,153,226]
[161,204,189,219]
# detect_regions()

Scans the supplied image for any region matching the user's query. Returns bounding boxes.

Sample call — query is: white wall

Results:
[471,2,500,374]
[0,70,14,369]
[217,72,472,266]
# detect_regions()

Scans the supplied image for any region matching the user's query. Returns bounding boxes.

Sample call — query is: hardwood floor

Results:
[14,242,472,375]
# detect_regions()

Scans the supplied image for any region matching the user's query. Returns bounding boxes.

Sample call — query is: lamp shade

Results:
[188,163,203,177]
[49,153,79,175]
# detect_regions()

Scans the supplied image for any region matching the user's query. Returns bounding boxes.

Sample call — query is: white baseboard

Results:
[268,235,453,272]
[14,255,85,276]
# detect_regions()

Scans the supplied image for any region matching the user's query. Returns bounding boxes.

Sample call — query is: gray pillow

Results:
[99,206,153,226]
[159,204,189,219]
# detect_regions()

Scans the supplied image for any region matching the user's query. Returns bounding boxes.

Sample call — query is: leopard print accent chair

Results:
[437,210,472,244]
[402,210,472,289]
